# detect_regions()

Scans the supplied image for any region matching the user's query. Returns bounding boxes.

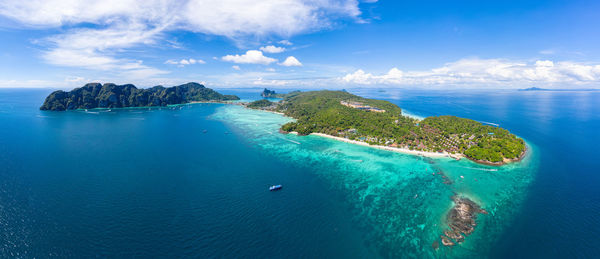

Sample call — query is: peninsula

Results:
[40,82,239,111]
[247,90,525,165]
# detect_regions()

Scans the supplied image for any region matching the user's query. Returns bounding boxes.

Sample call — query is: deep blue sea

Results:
[0,88,598,258]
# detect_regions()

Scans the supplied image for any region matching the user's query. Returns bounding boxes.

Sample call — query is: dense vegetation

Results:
[274,91,525,164]
[247,99,274,109]
[40,82,239,111]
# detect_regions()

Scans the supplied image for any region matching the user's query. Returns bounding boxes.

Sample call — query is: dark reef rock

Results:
[431,240,440,250]
[40,82,239,111]
[440,236,455,246]
[440,196,487,246]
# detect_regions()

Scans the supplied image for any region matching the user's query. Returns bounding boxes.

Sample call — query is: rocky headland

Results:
[40,82,239,111]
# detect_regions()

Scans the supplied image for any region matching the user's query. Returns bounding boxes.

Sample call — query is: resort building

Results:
[340,101,386,112]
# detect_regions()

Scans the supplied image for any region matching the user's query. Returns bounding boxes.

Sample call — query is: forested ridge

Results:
[40,82,239,111]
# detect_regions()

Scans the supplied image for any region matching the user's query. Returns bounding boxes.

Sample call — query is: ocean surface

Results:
[0,88,598,258]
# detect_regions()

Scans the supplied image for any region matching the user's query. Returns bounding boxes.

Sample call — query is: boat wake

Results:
[458,166,498,172]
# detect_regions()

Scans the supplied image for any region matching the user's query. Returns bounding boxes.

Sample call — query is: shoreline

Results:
[309,132,526,166]
[65,101,525,166]
[246,106,524,166]
[305,132,454,158]
[43,100,237,112]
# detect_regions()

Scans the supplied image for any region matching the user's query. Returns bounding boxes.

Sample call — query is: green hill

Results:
[40,82,239,111]
[273,90,525,165]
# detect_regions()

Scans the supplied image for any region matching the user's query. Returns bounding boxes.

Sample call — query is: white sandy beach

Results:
[249,105,461,160]
[307,133,461,159]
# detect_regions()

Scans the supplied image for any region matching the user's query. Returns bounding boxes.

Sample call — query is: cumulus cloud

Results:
[165,58,205,67]
[341,58,600,87]
[0,0,364,77]
[280,56,303,67]
[222,50,277,65]
[232,65,241,70]
[260,45,286,53]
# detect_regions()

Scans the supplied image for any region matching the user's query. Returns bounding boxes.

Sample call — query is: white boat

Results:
[269,185,282,191]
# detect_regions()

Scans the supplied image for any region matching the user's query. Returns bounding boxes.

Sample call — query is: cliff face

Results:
[261,88,277,98]
[40,82,239,111]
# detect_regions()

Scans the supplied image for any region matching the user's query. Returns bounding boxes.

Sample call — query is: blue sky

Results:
[0,0,599,89]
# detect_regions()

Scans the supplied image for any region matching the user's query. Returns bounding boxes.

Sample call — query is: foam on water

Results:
[211,104,539,258]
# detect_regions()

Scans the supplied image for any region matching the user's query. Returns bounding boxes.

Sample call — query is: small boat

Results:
[269,185,282,191]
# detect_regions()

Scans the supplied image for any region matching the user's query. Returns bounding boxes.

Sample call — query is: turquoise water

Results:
[2,88,598,257]
[211,103,538,258]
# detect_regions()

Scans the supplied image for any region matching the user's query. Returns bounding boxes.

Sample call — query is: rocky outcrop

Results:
[40,82,240,111]
[440,196,487,246]
[261,88,278,98]
[260,88,300,98]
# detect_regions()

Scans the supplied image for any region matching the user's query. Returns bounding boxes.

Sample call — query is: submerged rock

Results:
[440,236,455,246]
[440,196,486,246]
[431,240,440,250]
[444,230,464,243]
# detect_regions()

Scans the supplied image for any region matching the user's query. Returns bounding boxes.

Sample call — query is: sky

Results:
[0,0,599,89]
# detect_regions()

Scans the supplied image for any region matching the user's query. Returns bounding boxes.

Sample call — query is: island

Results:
[519,87,599,92]
[247,90,525,165]
[519,87,547,91]
[261,88,280,98]
[260,88,300,98]
[40,82,239,111]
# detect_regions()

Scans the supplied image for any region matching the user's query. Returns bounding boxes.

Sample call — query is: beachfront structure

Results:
[340,101,386,112]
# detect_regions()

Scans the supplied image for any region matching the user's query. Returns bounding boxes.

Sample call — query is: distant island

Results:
[261,88,280,98]
[519,87,599,91]
[247,90,525,165]
[40,82,239,111]
[260,88,300,98]
[519,87,547,91]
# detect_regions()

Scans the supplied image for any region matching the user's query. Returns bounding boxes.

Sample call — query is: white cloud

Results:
[280,56,302,67]
[341,58,600,87]
[0,1,362,36]
[266,68,276,72]
[260,45,286,53]
[232,65,240,70]
[165,58,205,67]
[222,50,277,65]
[0,79,56,88]
[253,77,290,86]
[278,40,293,45]
[0,0,364,79]
[37,21,169,77]
[65,76,86,83]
